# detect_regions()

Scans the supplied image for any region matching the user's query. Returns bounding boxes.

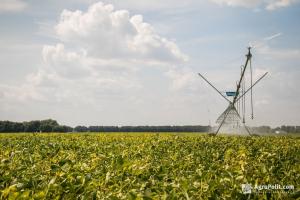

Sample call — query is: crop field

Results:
[0,133,299,199]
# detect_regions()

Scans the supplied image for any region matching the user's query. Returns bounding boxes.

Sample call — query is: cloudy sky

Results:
[0,0,299,127]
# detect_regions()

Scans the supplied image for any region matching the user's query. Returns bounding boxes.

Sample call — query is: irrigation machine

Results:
[198,47,268,136]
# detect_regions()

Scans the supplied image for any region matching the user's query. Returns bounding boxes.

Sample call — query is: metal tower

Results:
[198,47,268,135]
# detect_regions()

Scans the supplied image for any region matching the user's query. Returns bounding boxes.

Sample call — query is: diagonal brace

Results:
[198,73,231,104]
[235,72,268,104]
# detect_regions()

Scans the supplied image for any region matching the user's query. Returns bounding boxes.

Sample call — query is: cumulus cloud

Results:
[42,43,92,79]
[166,68,201,91]
[210,0,298,10]
[1,1,187,106]
[0,0,27,12]
[55,2,187,62]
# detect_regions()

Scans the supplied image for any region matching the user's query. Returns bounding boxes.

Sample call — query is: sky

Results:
[0,0,299,127]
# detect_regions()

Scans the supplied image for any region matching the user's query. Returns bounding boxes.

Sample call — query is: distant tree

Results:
[39,119,59,132]
[0,121,16,132]
[88,126,101,132]
[0,121,5,132]
[40,124,52,132]
[287,126,296,133]
[0,119,73,133]
[40,119,59,127]
[281,125,287,133]
[52,125,73,132]
[74,126,88,132]
[24,121,41,132]
[13,122,24,132]
[102,126,118,132]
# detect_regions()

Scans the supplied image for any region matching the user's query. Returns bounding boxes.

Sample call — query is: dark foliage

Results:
[0,120,299,134]
[0,119,72,133]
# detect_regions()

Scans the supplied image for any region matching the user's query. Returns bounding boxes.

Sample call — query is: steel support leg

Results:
[243,124,252,136]
[233,106,252,136]
[215,108,230,135]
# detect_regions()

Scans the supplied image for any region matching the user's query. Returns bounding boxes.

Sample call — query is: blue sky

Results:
[0,0,299,127]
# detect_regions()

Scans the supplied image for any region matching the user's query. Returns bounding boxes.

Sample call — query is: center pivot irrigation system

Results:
[198,47,268,136]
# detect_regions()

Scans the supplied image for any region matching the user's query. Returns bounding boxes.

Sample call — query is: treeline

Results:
[0,119,210,133]
[74,125,210,132]
[251,125,300,134]
[273,125,300,134]
[0,119,72,133]
[1,120,299,134]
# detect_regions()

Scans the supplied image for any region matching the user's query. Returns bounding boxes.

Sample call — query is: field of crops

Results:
[0,133,299,199]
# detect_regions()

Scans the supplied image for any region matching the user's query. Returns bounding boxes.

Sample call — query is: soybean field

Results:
[0,133,299,199]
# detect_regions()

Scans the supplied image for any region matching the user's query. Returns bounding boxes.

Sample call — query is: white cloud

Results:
[55,2,188,62]
[0,83,45,102]
[249,33,283,52]
[210,0,298,10]
[84,0,199,12]
[1,1,299,126]
[166,67,200,91]
[255,42,300,60]
[211,0,261,8]
[264,33,282,41]
[266,0,296,10]
[1,1,188,106]
[78,0,298,12]
[0,0,27,12]
[42,43,92,79]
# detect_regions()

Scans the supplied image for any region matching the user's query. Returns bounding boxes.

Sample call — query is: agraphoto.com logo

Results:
[241,183,295,194]
[242,184,252,194]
